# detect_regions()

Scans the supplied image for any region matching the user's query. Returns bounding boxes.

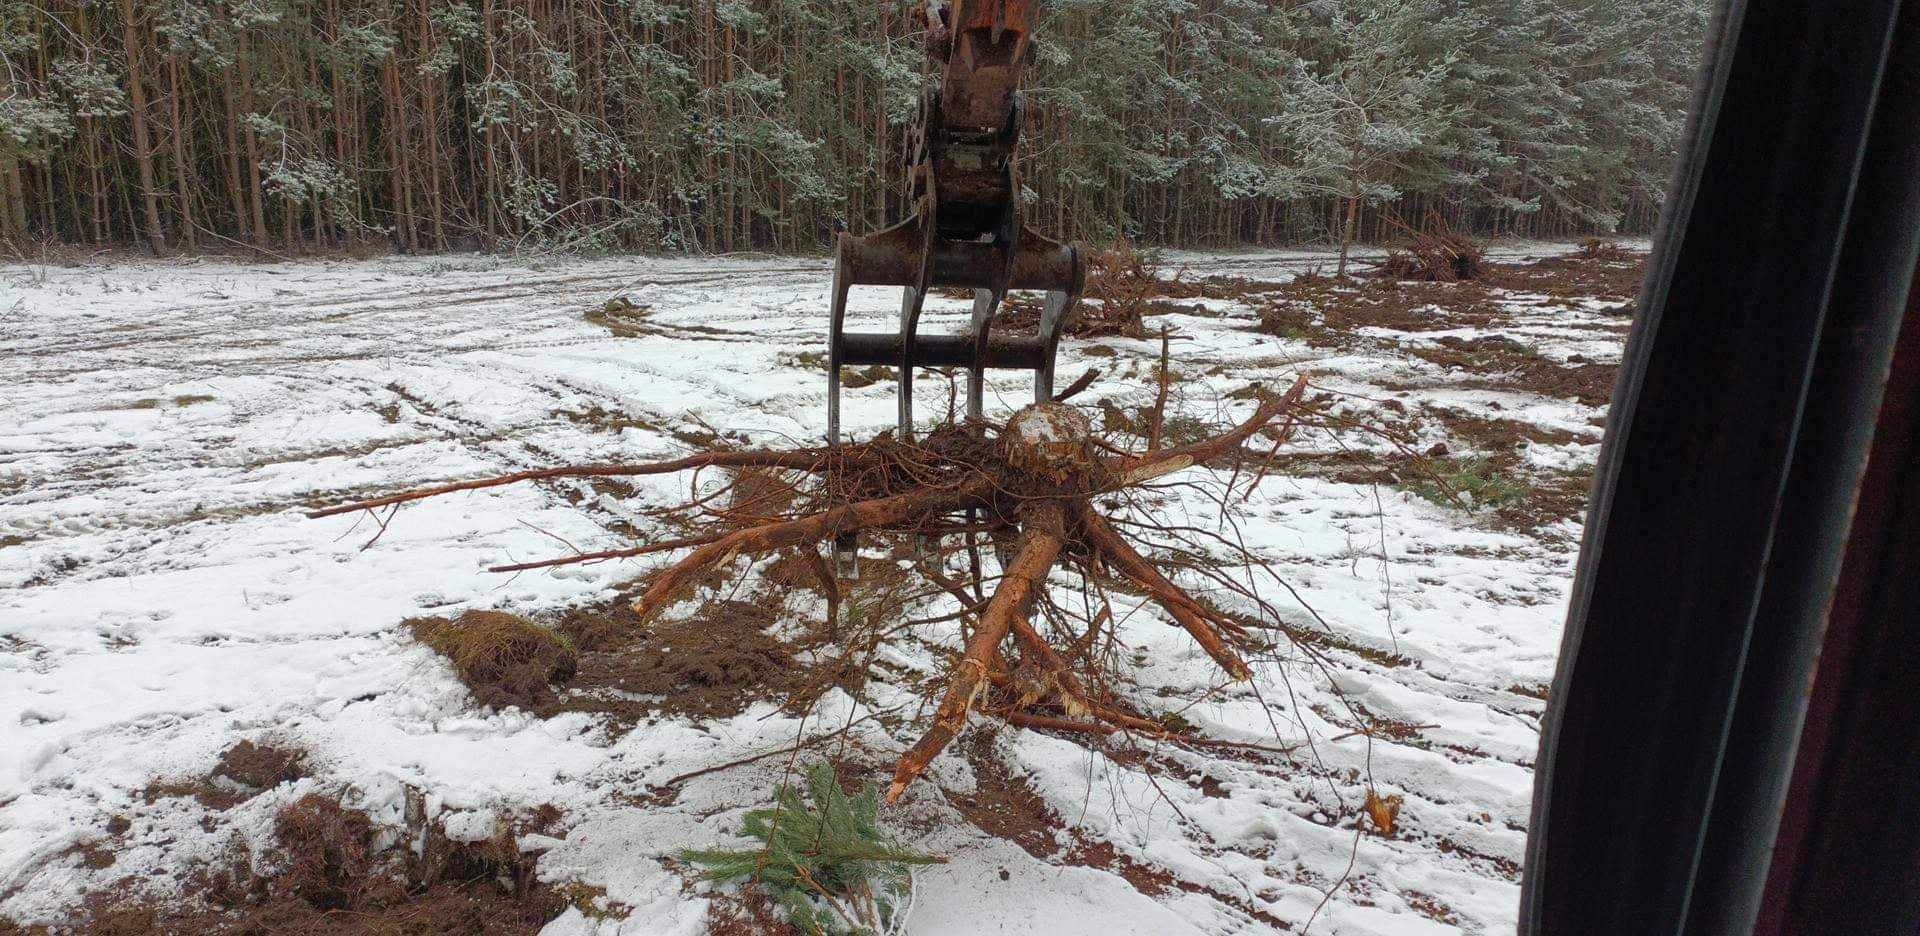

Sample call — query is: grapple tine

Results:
[828,246,857,579]
[968,287,1001,423]
[1035,288,1076,403]
[898,286,923,440]
[827,248,851,446]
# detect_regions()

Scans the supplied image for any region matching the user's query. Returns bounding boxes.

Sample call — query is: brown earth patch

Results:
[1419,405,1586,451]
[1410,335,1618,406]
[554,601,643,653]
[1255,254,1645,352]
[141,740,311,811]
[1435,836,1523,881]
[703,887,800,935]
[950,738,1172,894]
[1406,890,1464,926]
[996,239,1289,339]
[566,597,798,721]
[1485,254,1645,305]
[1490,468,1593,532]
[53,793,569,935]
[584,297,653,337]
[214,740,309,790]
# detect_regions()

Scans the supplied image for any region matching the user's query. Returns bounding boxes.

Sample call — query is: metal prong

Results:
[1035,289,1073,402]
[828,250,851,445]
[898,285,926,440]
[969,288,998,422]
[834,532,859,580]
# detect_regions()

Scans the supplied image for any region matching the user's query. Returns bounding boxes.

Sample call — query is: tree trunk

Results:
[0,69,27,242]
[237,32,269,245]
[1337,194,1359,277]
[118,0,168,253]
[167,54,197,251]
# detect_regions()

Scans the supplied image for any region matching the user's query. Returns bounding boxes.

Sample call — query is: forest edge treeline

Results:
[0,0,1707,256]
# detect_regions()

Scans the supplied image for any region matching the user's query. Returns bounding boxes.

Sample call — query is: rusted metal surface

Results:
[836,331,1052,370]
[833,226,1079,292]
[826,0,1083,455]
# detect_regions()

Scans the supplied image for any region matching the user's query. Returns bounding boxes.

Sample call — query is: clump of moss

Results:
[407,610,578,711]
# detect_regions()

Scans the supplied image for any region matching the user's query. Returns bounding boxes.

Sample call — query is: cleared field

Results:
[0,245,1638,935]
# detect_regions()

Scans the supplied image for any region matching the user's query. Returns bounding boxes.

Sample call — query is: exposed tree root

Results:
[308,374,1313,802]
[888,500,1067,803]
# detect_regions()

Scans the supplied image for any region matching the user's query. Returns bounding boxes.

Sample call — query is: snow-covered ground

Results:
[0,246,1631,934]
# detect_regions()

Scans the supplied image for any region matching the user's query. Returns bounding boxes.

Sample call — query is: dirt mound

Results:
[407,610,578,711]
[569,598,797,720]
[215,740,309,790]
[555,602,643,653]
[275,794,383,910]
[57,794,568,936]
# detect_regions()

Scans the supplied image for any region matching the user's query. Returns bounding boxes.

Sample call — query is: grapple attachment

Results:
[826,0,1084,451]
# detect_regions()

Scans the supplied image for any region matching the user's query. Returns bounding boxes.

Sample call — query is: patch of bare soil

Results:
[1408,406,1595,529]
[583,296,653,337]
[949,739,1296,930]
[1492,469,1595,532]
[1246,399,1597,532]
[407,610,578,711]
[553,536,932,727]
[1485,253,1646,305]
[553,601,644,654]
[1410,335,1618,406]
[567,597,798,721]
[141,740,312,811]
[702,888,801,935]
[949,739,1171,893]
[215,740,310,790]
[1256,275,1504,343]
[40,794,568,936]
[1406,891,1465,926]
[995,238,1293,339]
[1258,252,1644,349]
[1421,406,1584,450]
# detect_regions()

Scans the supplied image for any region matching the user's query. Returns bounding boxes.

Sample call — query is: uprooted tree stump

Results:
[1376,212,1486,283]
[309,376,1309,804]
